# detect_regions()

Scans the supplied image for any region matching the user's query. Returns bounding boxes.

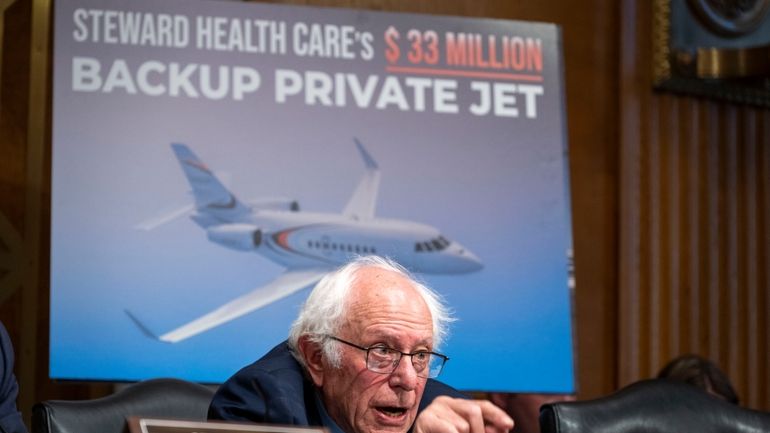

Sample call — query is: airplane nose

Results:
[440,243,483,273]
[459,249,483,272]
[413,241,484,274]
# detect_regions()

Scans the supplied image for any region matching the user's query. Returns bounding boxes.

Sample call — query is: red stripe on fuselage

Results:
[273,228,295,251]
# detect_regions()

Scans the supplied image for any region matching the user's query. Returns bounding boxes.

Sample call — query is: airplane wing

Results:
[342,138,381,220]
[133,268,328,343]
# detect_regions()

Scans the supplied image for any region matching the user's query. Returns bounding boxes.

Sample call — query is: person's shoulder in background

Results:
[0,321,28,433]
[657,354,739,405]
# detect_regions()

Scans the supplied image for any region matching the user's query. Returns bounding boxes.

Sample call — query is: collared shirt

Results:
[313,389,347,433]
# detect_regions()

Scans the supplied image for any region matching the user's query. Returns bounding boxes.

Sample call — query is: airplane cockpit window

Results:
[415,236,451,252]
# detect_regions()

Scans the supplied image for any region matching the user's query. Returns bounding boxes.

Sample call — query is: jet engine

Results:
[206,224,262,251]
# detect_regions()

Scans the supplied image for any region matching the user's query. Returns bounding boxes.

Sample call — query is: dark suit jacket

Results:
[208,341,465,426]
[0,322,27,433]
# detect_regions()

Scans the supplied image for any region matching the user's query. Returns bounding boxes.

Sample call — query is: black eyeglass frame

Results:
[326,335,449,378]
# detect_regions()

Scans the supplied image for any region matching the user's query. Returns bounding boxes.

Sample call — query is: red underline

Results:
[385,65,543,82]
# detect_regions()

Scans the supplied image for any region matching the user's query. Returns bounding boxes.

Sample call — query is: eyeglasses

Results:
[326,335,448,378]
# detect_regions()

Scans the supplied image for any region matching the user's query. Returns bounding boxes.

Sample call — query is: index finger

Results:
[476,400,514,433]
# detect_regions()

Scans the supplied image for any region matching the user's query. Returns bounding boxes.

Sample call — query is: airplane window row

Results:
[307,240,377,254]
[415,236,450,252]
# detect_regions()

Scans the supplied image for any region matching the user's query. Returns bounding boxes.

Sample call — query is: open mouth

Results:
[376,406,407,418]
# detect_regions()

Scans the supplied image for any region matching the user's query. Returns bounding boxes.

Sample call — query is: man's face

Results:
[311,267,434,433]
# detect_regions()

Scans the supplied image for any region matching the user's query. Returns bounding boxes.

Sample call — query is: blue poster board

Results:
[51,0,574,392]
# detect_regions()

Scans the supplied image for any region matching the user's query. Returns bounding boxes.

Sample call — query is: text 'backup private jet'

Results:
[129,140,482,343]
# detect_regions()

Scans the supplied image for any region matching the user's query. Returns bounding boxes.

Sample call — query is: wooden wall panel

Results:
[619,0,770,410]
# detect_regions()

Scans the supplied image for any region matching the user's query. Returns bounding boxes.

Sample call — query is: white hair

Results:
[288,255,453,369]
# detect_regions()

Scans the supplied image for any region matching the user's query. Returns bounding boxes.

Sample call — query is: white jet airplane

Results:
[130,140,482,343]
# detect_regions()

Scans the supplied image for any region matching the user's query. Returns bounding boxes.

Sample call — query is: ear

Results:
[298,335,325,387]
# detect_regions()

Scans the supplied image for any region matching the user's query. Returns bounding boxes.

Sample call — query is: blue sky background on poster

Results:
[51,0,573,392]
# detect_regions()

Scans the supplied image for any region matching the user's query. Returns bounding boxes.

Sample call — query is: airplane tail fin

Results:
[342,138,381,220]
[171,143,251,225]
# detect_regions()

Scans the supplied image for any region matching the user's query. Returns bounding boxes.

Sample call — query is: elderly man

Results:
[209,256,513,433]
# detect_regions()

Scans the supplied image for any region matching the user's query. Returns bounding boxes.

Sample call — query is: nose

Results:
[388,355,419,390]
